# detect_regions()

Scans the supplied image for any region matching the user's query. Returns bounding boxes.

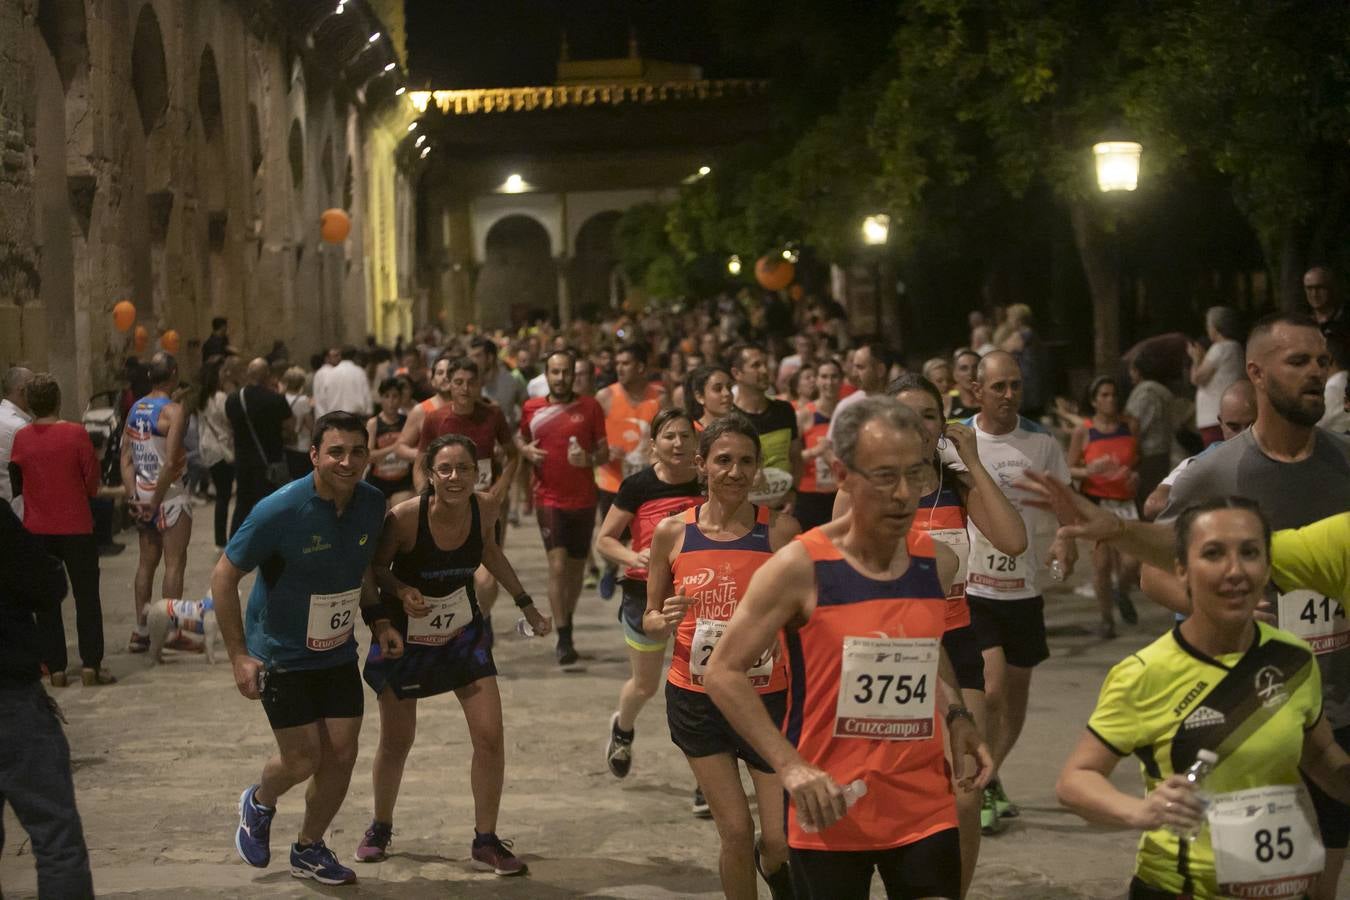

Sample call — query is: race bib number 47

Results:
[306,589,361,652]
[1277,590,1349,656]
[1208,783,1324,900]
[406,587,473,647]
[834,637,938,740]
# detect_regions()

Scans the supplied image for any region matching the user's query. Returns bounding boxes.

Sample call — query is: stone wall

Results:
[0,0,408,414]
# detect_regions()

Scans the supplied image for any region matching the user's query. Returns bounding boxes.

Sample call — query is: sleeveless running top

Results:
[597,383,664,493]
[126,394,187,501]
[797,406,837,495]
[369,413,410,482]
[1082,418,1139,501]
[913,471,971,630]
[668,505,787,694]
[785,527,955,852]
[387,493,483,633]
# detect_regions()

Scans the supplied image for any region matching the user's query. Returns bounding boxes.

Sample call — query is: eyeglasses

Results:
[845,461,938,494]
[431,463,476,478]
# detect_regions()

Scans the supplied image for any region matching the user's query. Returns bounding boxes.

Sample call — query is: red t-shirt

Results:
[519,394,607,510]
[421,401,512,491]
[10,421,100,534]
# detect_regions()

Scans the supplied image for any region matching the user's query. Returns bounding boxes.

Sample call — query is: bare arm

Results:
[1066,425,1090,480]
[1057,731,1204,831]
[393,404,425,462]
[643,516,684,638]
[596,506,641,570]
[946,423,1027,556]
[1301,717,1350,807]
[788,437,803,484]
[211,554,263,700]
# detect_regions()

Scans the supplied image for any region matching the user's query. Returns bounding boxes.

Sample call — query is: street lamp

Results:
[1093,141,1142,192]
[727,254,742,276]
[861,214,891,246]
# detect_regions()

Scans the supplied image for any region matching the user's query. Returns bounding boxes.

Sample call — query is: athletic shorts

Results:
[260,659,364,730]
[793,491,836,532]
[136,491,192,532]
[1307,723,1350,849]
[619,580,664,652]
[788,827,961,900]
[941,623,985,692]
[363,614,496,701]
[967,594,1049,668]
[536,505,596,559]
[666,682,784,774]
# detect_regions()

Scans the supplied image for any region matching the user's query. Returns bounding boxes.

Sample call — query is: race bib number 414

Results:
[1277,589,1349,656]
[834,637,938,740]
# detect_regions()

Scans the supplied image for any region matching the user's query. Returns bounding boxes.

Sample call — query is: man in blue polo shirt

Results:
[212,411,401,886]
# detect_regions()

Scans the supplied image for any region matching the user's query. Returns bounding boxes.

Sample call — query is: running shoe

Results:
[1115,589,1139,625]
[290,840,356,884]
[583,569,599,590]
[556,639,579,666]
[606,713,633,778]
[598,567,617,601]
[691,786,711,819]
[49,671,69,688]
[979,787,1003,835]
[354,820,393,862]
[471,833,527,876]
[991,780,1020,818]
[127,630,150,653]
[81,667,117,686]
[235,785,274,867]
[754,839,794,900]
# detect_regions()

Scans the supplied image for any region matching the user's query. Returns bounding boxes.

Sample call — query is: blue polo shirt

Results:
[225,476,386,672]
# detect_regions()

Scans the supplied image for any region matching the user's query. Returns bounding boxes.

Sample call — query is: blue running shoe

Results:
[291,840,357,885]
[599,567,617,601]
[235,785,274,867]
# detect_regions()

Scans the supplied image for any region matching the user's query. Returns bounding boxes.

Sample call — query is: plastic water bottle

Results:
[515,617,536,638]
[1049,558,1065,583]
[800,779,867,833]
[1176,749,1218,842]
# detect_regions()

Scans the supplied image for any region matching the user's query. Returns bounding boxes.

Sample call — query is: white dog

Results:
[147,595,219,664]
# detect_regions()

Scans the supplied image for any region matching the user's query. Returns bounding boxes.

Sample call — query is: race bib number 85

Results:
[834,637,938,740]
[1208,784,1323,900]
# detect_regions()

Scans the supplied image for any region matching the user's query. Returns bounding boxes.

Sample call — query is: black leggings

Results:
[789,828,960,899]
[209,461,234,548]
[33,534,103,672]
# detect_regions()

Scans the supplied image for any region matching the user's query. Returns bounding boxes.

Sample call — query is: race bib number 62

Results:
[834,637,938,740]
[306,588,361,652]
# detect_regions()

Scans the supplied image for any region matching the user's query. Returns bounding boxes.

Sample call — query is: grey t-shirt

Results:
[1161,427,1350,727]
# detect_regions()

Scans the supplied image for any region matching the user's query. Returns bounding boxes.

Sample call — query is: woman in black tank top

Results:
[359,434,550,873]
[366,381,413,504]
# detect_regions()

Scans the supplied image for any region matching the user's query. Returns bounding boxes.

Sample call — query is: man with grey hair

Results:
[705,396,991,897]
[0,367,34,519]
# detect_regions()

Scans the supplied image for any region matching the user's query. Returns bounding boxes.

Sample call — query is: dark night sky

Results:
[404,0,749,88]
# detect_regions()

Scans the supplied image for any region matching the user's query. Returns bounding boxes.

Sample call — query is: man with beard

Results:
[1144,313,1350,900]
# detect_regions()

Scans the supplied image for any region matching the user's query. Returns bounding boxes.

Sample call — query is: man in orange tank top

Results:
[706,397,992,899]
[593,344,668,599]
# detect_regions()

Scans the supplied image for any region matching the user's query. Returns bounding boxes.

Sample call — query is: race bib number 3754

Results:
[834,637,938,740]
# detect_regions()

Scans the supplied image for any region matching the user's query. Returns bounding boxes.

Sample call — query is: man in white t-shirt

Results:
[312,347,371,418]
[952,350,1074,833]
[1186,306,1246,447]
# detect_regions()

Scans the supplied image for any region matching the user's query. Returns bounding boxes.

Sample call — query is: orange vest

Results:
[596,383,663,493]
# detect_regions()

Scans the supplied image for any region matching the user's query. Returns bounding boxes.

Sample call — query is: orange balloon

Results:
[788,283,805,301]
[320,208,352,244]
[161,329,180,354]
[755,256,795,292]
[113,300,136,332]
[133,325,149,353]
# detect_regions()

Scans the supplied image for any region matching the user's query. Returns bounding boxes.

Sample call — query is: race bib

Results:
[405,586,474,647]
[1208,783,1324,900]
[748,466,793,507]
[834,637,938,740]
[689,618,774,687]
[475,459,493,491]
[966,528,1028,594]
[1277,589,1349,656]
[306,588,361,651]
[812,454,837,490]
[926,527,970,591]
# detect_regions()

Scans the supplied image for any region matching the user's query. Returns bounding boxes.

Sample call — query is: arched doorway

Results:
[474,215,556,328]
[571,211,623,318]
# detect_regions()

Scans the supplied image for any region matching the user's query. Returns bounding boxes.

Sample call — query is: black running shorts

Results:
[967,594,1049,668]
[259,660,364,730]
[666,682,784,773]
[536,505,596,560]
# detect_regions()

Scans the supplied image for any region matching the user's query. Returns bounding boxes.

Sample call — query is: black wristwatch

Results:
[513,591,535,610]
[946,705,976,728]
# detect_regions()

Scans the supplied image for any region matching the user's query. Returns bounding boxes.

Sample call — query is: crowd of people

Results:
[0,264,1348,899]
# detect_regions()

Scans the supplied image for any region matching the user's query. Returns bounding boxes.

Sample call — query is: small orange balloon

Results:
[789,283,805,301]
[755,256,795,292]
[161,329,181,354]
[320,208,352,244]
[133,325,149,353]
[113,300,136,332]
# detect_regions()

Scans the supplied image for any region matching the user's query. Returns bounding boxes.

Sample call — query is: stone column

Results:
[555,256,572,326]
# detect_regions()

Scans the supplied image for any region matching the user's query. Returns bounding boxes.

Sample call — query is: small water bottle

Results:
[800,779,867,833]
[1049,558,1065,583]
[515,617,536,638]
[1176,749,1218,842]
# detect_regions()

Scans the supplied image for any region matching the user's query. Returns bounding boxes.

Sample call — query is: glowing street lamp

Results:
[1093,141,1142,192]
[727,255,742,276]
[861,214,891,246]
[502,173,527,194]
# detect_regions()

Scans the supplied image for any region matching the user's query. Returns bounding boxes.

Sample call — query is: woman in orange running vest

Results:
[1067,376,1141,638]
[645,414,800,900]
[705,397,992,900]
